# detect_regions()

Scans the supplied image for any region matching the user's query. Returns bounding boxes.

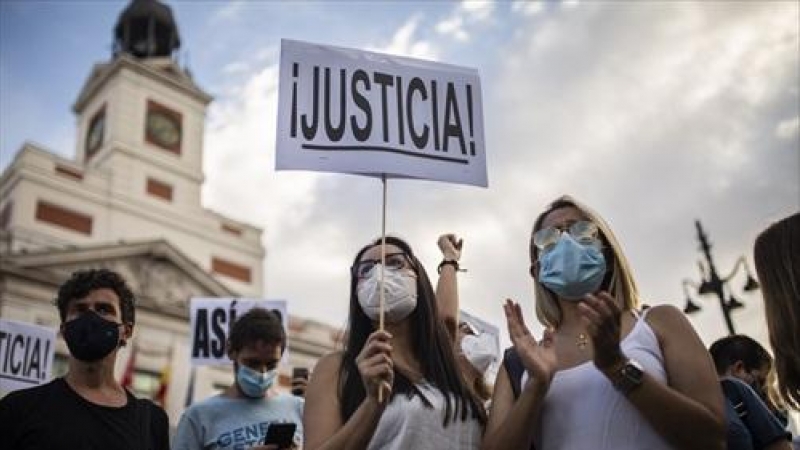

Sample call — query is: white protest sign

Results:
[189,298,288,366]
[460,310,501,378]
[0,319,56,393]
[276,39,488,187]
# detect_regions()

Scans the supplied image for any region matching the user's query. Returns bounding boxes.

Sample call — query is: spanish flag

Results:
[154,362,171,407]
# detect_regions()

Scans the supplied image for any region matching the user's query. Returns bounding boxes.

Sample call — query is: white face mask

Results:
[357,265,418,323]
[460,333,496,374]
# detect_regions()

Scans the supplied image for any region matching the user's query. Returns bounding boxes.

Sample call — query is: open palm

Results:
[504,299,557,388]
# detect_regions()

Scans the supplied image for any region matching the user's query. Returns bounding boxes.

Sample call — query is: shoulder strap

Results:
[720,379,748,419]
[502,347,525,399]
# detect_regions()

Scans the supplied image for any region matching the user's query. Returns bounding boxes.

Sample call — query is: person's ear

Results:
[731,360,747,377]
[226,340,236,361]
[529,261,540,280]
[120,322,134,347]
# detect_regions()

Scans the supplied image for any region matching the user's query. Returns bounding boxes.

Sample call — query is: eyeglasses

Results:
[352,252,413,279]
[532,220,600,253]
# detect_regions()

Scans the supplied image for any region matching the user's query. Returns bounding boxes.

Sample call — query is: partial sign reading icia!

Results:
[276,39,488,187]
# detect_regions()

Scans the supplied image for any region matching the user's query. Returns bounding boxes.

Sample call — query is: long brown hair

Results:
[338,236,486,426]
[754,212,800,409]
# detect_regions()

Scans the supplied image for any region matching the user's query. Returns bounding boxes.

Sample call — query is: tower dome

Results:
[113,0,180,58]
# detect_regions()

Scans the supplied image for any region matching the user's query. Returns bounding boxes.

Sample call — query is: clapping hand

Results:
[578,291,625,371]
[504,299,557,391]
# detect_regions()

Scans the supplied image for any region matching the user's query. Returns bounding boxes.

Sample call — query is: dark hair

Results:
[339,236,486,426]
[709,334,772,375]
[228,307,286,354]
[754,212,800,408]
[56,268,135,325]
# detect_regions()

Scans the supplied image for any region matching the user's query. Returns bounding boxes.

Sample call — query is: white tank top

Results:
[522,310,675,450]
[367,381,482,450]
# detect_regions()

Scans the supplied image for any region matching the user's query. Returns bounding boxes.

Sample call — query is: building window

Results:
[145,100,182,154]
[0,202,12,230]
[221,224,242,236]
[35,201,93,235]
[85,105,106,160]
[211,256,252,283]
[55,165,84,181]
[146,178,173,202]
[131,369,162,399]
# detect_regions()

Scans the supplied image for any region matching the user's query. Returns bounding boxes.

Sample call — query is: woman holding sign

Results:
[304,235,485,450]
[482,196,726,450]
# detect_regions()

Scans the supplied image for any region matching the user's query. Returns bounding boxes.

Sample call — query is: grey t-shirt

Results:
[174,393,304,450]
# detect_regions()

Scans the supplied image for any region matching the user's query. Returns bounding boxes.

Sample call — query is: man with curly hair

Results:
[0,268,170,449]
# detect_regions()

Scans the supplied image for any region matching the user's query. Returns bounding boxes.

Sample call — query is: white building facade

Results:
[0,0,338,427]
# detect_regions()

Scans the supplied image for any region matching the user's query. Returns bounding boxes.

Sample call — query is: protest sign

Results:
[276,39,487,187]
[0,319,56,393]
[189,298,288,366]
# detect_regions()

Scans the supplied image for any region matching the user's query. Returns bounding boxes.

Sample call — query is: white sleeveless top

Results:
[367,381,482,450]
[522,310,675,450]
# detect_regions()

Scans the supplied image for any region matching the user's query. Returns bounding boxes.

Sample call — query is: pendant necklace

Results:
[576,333,589,350]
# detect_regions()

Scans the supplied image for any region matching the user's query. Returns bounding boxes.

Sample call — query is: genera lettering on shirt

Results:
[216,422,269,449]
[289,62,479,163]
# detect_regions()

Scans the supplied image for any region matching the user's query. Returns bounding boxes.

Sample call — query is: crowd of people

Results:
[0,200,797,450]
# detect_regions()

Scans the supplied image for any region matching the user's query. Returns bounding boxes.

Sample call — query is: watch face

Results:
[146,109,181,149]
[86,110,105,155]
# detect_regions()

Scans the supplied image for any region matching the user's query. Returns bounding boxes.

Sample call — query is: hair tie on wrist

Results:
[438,259,465,274]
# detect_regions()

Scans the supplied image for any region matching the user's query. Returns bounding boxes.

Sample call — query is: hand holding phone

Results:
[291,367,309,397]
[263,422,296,449]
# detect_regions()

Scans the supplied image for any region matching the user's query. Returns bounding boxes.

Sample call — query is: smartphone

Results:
[291,367,309,396]
[263,422,296,449]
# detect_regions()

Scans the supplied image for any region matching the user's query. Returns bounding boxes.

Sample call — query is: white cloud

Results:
[511,1,545,17]
[436,1,496,43]
[436,16,469,42]
[776,116,800,139]
[461,1,495,22]
[372,15,439,60]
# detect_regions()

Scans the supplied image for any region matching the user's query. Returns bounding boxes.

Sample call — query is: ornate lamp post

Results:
[681,220,760,335]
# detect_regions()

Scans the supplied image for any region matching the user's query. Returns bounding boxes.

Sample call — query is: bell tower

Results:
[73,0,211,213]
[113,0,181,59]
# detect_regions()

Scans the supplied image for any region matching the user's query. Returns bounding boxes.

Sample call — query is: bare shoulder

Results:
[642,304,699,344]
[312,351,345,381]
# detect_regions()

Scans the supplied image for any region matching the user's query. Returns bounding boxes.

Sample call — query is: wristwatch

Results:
[609,359,644,395]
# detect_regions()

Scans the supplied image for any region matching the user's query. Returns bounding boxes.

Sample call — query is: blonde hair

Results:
[754,212,800,409]
[529,195,640,328]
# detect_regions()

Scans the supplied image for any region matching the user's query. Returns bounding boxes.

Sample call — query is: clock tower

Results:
[74,0,212,211]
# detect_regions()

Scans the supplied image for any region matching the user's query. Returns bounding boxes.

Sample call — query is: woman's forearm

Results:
[615,372,725,450]
[310,398,385,450]
[482,381,546,450]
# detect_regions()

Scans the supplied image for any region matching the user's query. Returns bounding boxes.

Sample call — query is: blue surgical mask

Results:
[236,365,278,398]
[538,232,606,300]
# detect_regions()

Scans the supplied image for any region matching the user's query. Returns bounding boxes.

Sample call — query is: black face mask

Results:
[63,311,122,362]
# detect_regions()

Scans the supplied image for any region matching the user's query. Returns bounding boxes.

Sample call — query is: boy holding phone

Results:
[174,308,303,450]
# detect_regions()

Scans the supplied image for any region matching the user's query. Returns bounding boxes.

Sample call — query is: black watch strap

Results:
[437,259,461,274]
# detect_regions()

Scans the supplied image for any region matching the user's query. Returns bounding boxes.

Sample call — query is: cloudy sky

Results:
[1,1,798,350]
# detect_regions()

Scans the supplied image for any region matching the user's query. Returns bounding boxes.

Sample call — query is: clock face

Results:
[146,107,181,150]
[85,110,105,156]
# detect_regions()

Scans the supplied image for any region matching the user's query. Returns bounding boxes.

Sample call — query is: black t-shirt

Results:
[0,377,170,450]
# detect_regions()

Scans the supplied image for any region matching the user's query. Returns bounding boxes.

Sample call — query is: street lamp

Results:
[681,220,760,335]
